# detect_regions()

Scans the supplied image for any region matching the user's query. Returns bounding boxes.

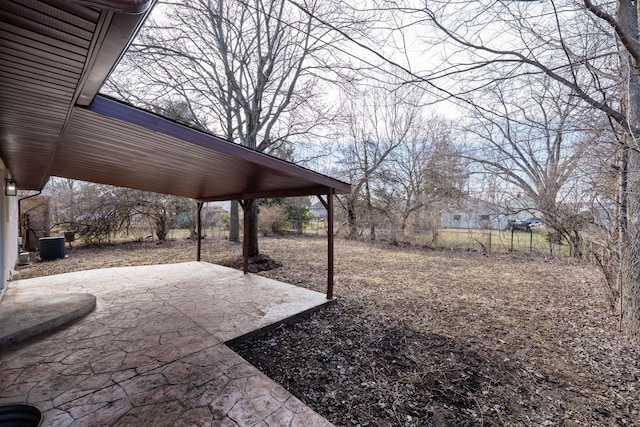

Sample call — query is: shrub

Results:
[258,206,286,236]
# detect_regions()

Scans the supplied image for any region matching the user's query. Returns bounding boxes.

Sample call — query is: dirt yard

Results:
[16,236,640,426]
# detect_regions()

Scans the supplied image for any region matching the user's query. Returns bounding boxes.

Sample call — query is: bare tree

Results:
[46,178,193,243]
[413,0,640,334]
[323,0,640,333]
[336,83,425,240]
[463,76,596,255]
[48,178,81,232]
[71,184,134,244]
[377,115,466,236]
[107,0,357,256]
[124,190,190,241]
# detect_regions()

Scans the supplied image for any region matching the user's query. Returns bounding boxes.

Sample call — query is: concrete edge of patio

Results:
[225,297,337,347]
[0,292,96,348]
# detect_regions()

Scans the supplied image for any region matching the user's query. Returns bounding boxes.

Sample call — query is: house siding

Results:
[1,163,19,300]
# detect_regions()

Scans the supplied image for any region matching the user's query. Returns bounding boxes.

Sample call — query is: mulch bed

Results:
[219,253,283,273]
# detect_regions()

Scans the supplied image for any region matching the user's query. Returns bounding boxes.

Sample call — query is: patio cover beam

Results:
[197,202,203,262]
[239,200,254,275]
[318,191,336,299]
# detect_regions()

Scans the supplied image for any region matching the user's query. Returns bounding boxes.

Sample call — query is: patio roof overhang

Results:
[0,0,350,201]
[51,94,350,201]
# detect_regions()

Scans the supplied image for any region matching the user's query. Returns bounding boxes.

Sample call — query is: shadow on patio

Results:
[0,262,334,426]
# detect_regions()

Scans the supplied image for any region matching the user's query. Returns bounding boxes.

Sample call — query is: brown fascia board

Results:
[68,0,154,14]
[200,186,335,203]
[86,95,352,199]
[75,1,155,106]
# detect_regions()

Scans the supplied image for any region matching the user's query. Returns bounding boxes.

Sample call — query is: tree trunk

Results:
[188,200,198,240]
[188,220,197,240]
[365,182,375,241]
[400,213,409,235]
[347,201,357,239]
[617,145,629,327]
[248,201,259,257]
[229,200,239,242]
[619,2,640,333]
[621,140,640,334]
[569,232,582,258]
[362,148,375,241]
[156,216,168,241]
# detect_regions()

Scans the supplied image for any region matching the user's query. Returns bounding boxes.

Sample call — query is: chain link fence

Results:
[360,227,578,256]
[297,220,614,261]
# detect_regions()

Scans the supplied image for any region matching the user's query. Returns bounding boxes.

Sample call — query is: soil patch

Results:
[220,253,283,272]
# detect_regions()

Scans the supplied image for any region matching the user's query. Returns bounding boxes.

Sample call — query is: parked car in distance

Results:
[522,218,542,227]
[508,218,542,231]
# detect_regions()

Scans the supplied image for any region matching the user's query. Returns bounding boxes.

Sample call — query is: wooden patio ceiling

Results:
[0,0,350,201]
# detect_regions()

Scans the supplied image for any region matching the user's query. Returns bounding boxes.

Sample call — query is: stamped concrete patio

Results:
[0,262,334,426]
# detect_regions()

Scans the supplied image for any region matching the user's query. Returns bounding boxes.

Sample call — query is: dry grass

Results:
[15,235,640,426]
[16,237,242,280]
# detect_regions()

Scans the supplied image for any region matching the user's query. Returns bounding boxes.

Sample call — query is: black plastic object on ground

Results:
[0,404,42,426]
